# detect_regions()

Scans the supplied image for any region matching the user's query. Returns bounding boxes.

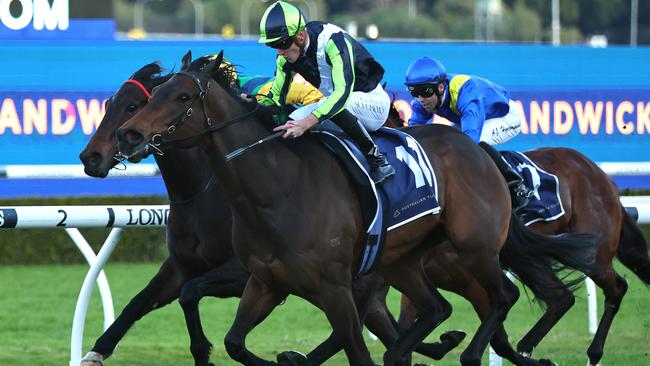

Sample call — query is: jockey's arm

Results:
[456,82,486,143]
[259,56,293,107]
[310,34,355,122]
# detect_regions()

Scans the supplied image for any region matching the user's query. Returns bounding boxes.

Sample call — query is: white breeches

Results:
[289,83,390,132]
[479,100,523,145]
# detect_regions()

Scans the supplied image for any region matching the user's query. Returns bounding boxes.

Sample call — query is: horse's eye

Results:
[127,104,137,112]
[178,94,191,102]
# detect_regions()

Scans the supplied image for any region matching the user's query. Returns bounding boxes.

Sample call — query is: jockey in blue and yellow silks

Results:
[405,56,532,213]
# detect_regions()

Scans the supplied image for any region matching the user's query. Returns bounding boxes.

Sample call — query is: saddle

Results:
[314,126,440,275]
[501,151,566,225]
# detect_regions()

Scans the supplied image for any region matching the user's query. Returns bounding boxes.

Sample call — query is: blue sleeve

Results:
[455,81,485,143]
[408,99,434,125]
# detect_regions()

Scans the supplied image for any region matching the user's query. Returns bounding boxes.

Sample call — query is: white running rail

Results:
[0,205,168,366]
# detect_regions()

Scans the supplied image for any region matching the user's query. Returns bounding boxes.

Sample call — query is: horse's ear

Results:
[181,50,192,70]
[214,50,224,66]
[201,59,219,78]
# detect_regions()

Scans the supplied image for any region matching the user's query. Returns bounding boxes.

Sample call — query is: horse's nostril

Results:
[80,151,102,167]
[89,153,102,166]
[118,128,143,145]
[126,129,142,143]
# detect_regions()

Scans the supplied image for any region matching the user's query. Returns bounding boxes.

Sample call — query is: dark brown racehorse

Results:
[116,51,598,366]
[387,106,650,366]
[79,62,250,366]
[79,61,463,366]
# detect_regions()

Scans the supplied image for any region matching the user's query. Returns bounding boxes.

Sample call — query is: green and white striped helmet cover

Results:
[259,1,306,43]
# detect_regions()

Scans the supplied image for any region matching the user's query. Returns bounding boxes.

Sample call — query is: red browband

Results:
[124,79,152,101]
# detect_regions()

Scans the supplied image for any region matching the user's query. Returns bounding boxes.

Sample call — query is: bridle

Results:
[147,69,259,154]
[109,78,156,168]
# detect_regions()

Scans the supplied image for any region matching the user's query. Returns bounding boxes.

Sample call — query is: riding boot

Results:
[478,142,532,214]
[330,110,396,185]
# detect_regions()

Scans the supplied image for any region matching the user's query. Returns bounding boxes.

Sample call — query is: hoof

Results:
[277,350,307,366]
[440,329,466,346]
[80,351,104,366]
[539,359,558,366]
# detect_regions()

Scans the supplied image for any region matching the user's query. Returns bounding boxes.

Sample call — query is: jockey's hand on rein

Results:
[273,114,319,139]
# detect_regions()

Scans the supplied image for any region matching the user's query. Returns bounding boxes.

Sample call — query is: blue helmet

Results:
[404,57,447,86]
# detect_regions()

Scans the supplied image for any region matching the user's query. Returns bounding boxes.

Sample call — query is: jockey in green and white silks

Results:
[405,56,532,213]
[257,1,395,185]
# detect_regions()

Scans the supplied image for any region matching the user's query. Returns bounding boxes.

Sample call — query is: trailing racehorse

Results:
[79,62,250,366]
[79,60,463,366]
[116,51,599,366]
[387,109,650,366]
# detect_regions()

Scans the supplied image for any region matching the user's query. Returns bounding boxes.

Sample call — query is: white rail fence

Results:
[0,199,648,366]
[3,161,650,179]
[0,205,168,366]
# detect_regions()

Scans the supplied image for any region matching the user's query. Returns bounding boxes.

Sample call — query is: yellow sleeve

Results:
[285,82,323,106]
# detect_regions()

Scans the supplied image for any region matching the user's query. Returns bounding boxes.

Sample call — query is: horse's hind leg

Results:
[81,258,185,366]
[514,265,576,357]
[487,274,559,366]
[617,207,650,284]
[586,266,628,366]
[179,258,249,366]
[459,256,514,366]
[224,276,287,366]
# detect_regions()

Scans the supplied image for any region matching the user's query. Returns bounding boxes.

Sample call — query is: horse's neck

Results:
[155,148,215,203]
[203,88,301,214]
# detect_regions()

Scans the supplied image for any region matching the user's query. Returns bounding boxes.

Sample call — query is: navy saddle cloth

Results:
[314,127,440,275]
[501,151,566,226]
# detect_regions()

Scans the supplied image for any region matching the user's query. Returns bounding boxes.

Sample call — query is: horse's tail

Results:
[500,213,600,294]
[616,205,650,285]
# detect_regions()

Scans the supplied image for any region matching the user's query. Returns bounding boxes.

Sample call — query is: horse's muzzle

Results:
[116,127,145,158]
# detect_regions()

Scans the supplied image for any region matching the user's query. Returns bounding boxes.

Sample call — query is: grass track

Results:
[0,262,648,365]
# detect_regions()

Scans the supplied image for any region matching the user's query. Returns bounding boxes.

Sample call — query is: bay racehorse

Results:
[116,50,599,366]
[387,105,650,366]
[79,60,463,365]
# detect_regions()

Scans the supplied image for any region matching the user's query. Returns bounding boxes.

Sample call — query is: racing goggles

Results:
[408,84,437,98]
[266,36,294,50]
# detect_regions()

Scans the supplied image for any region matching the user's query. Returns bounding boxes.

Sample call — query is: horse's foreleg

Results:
[318,281,378,366]
[293,274,390,365]
[179,258,250,366]
[586,270,628,366]
[383,268,452,366]
[397,294,417,331]
[224,276,286,366]
[81,258,184,365]
[362,284,401,349]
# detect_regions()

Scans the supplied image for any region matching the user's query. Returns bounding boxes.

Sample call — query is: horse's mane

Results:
[187,55,241,97]
[186,52,279,128]
[129,62,165,82]
[386,102,406,128]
